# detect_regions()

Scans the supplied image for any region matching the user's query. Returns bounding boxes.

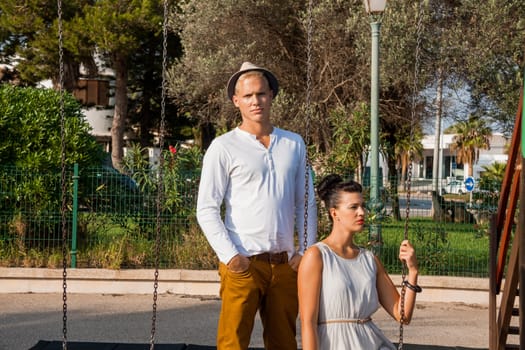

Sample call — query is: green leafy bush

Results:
[0,85,104,251]
[0,85,104,169]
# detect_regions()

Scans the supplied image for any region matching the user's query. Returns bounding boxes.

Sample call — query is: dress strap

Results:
[318,317,372,325]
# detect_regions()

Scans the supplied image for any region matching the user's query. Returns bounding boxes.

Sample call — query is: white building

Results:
[415,133,509,181]
[367,133,509,186]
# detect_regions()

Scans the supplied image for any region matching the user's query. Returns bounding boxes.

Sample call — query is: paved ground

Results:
[0,293,491,350]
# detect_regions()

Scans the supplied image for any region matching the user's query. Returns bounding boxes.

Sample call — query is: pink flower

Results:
[169,145,177,155]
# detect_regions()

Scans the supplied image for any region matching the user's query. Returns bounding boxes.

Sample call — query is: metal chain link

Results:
[149,1,169,348]
[57,1,68,349]
[398,2,424,349]
[303,0,314,252]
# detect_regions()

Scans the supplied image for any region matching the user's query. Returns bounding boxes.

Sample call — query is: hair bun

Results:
[317,174,343,202]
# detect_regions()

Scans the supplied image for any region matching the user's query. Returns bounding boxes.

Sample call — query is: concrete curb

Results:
[0,268,493,306]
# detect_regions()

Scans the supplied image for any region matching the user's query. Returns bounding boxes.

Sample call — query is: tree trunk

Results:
[467,162,473,177]
[432,67,444,192]
[195,122,216,150]
[383,136,401,221]
[432,68,444,218]
[432,191,447,221]
[388,154,401,221]
[138,85,153,147]
[52,52,80,93]
[111,54,129,170]
[400,154,408,191]
[356,157,363,184]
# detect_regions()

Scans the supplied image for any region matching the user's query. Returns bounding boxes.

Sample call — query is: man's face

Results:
[232,73,273,124]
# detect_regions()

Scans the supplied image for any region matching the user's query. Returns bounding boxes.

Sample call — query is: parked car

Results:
[79,166,141,213]
[441,180,467,195]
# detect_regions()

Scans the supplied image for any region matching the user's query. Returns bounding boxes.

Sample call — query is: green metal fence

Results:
[0,165,497,277]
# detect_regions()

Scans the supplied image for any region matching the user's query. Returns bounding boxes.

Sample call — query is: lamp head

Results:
[363,0,387,14]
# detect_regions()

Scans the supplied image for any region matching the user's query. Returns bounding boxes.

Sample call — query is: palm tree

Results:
[479,162,506,192]
[448,116,492,177]
[395,126,424,190]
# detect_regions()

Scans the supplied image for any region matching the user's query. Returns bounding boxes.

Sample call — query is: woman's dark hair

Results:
[317,174,363,219]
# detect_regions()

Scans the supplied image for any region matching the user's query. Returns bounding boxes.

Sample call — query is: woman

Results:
[298,174,420,349]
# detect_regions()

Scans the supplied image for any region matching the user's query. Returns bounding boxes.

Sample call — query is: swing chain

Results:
[303,0,314,252]
[149,1,169,348]
[57,0,69,349]
[398,159,412,349]
[398,1,424,349]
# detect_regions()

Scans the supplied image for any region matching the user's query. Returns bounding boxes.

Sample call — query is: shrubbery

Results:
[0,85,104,169]
[0,85,104,260]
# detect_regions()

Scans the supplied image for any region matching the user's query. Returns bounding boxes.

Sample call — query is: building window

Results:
[425,156,433,179]
[73,79,110,107]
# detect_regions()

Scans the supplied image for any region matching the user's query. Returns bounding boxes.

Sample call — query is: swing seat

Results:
[30,341,487,350]
[30,341,264,350]
[30,341,187,349]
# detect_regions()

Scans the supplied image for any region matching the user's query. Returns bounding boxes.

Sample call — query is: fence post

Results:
[71,163,79,268]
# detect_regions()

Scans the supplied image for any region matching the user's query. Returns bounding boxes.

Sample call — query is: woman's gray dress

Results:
[315,242,396,349]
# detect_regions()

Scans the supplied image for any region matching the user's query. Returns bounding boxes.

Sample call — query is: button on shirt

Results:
[196,127,317,264]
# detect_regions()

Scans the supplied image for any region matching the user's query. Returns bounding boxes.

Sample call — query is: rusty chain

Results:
[303,0,314,252]
[149,1,169,349]
[398,1,424,349]
[56,1,69,349]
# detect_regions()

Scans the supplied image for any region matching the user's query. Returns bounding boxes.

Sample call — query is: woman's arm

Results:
[376,240,419,324]
[298,245,323,350]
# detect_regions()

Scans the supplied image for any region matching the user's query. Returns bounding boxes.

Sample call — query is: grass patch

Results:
[0,216,490,276]
[369,218,489,277]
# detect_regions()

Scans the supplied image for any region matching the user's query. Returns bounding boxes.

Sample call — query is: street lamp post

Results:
[363,0,386,250]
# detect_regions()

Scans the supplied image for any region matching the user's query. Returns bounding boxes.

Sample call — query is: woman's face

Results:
[331,191,366,232]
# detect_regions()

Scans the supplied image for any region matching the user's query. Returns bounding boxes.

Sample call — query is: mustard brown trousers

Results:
[217,256,298,350]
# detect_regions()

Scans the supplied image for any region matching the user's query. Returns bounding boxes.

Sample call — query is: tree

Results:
[387,125,423,221]
[448,116,492,177]
[395,128,423,188]
[168,1,430,166]
[0,1,187,160]
[80,0,166,170]
[0,0,96,90]
[313,103,370,181]
[126,22,183,146]
[452,1,525,135]
[479,162,505,193]
[0,84,103,168]
[168,0,310,148]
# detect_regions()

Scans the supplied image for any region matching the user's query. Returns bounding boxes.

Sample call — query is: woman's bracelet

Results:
[403,280,422,293]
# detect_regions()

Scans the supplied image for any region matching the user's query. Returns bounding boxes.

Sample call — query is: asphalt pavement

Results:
[0,293,490,350]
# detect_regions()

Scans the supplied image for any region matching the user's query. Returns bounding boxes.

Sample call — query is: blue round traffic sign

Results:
[464,176,475,192]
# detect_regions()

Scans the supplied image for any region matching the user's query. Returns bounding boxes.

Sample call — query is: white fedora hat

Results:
[226,62,279,101]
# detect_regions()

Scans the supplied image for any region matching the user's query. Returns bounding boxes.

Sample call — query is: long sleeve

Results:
[196,141,238,264]
[197,127,315,263]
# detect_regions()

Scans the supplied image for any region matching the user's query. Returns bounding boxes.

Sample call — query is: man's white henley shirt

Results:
[196,127,317,264]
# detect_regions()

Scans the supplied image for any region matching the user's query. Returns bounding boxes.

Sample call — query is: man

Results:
[196,62,317,350]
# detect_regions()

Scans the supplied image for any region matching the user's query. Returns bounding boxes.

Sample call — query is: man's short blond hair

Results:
[234,71,270,96]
